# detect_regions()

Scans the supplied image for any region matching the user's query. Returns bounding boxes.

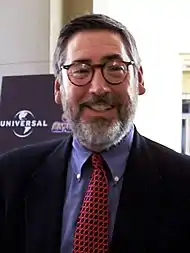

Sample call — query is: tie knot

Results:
[91,153,103,169]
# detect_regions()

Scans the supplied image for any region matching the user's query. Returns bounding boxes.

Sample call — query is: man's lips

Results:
[85,104,115,112]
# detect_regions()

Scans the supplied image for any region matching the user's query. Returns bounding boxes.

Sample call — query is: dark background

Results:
[0,74,68,154]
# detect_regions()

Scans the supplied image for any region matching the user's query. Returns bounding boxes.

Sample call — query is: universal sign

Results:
[0,110,48,138]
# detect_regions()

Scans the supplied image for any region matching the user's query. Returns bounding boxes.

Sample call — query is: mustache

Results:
[79,93,120,109]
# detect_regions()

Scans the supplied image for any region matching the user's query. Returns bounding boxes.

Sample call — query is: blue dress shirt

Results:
[60,125,134,252]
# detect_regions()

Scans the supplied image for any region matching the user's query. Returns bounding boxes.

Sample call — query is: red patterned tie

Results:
[73,153,109,253]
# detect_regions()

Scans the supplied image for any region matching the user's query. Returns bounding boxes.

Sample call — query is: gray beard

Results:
[62,98,137,152]
[68,118,131,152]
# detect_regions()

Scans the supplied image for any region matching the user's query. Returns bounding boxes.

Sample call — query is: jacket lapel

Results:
[25,136,73,253]
[111,130,164,252]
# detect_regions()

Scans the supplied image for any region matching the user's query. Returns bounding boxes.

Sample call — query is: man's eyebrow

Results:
[71,54,123,64]
[72,59,92,64]
[101,54,123,62]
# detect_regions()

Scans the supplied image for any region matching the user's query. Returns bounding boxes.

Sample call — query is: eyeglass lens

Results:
[66,60,130,86]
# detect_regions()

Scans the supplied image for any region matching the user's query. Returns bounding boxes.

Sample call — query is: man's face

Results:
[55,30,145,151]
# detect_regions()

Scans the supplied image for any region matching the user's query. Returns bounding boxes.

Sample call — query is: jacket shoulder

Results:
[0,137,69,177]
[144,136,190,163]
[143,136,190,179]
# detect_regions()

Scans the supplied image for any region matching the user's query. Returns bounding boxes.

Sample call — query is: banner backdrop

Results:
[0,74,71,154]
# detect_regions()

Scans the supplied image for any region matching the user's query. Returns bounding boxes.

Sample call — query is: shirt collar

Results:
[71,125,134,181]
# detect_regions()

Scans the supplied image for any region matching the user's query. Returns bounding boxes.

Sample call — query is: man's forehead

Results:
[65,30,129,62]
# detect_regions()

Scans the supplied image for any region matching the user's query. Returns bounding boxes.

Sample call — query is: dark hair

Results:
[53,13,141,79]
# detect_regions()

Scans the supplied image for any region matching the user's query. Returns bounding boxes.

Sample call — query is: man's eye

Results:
[74,69,90,73]
[107,65,125,71]
[71,68,91,79]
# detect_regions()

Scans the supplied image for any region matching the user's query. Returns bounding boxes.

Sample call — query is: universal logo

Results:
[0,110,48,138]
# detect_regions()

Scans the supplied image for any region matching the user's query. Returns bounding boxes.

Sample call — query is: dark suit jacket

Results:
[1,129,190,253]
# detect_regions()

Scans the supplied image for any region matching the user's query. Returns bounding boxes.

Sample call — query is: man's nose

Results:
[88,69,111,95]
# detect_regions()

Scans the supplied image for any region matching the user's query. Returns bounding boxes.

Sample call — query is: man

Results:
[1,14,190,253]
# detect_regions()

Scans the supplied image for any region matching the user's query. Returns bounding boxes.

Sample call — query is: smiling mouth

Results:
[86,104,114,112]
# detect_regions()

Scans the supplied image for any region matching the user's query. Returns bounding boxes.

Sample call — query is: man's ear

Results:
[54,78,62,104]
[137,66,145,95]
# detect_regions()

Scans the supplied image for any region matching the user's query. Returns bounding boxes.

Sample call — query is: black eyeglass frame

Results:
[60,60,135,87]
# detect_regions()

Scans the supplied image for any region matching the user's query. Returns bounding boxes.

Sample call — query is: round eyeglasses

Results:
[60,59,134,86]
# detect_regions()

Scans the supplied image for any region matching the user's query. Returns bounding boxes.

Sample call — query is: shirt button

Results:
[76,174,81,180]
[114,176,119,182]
